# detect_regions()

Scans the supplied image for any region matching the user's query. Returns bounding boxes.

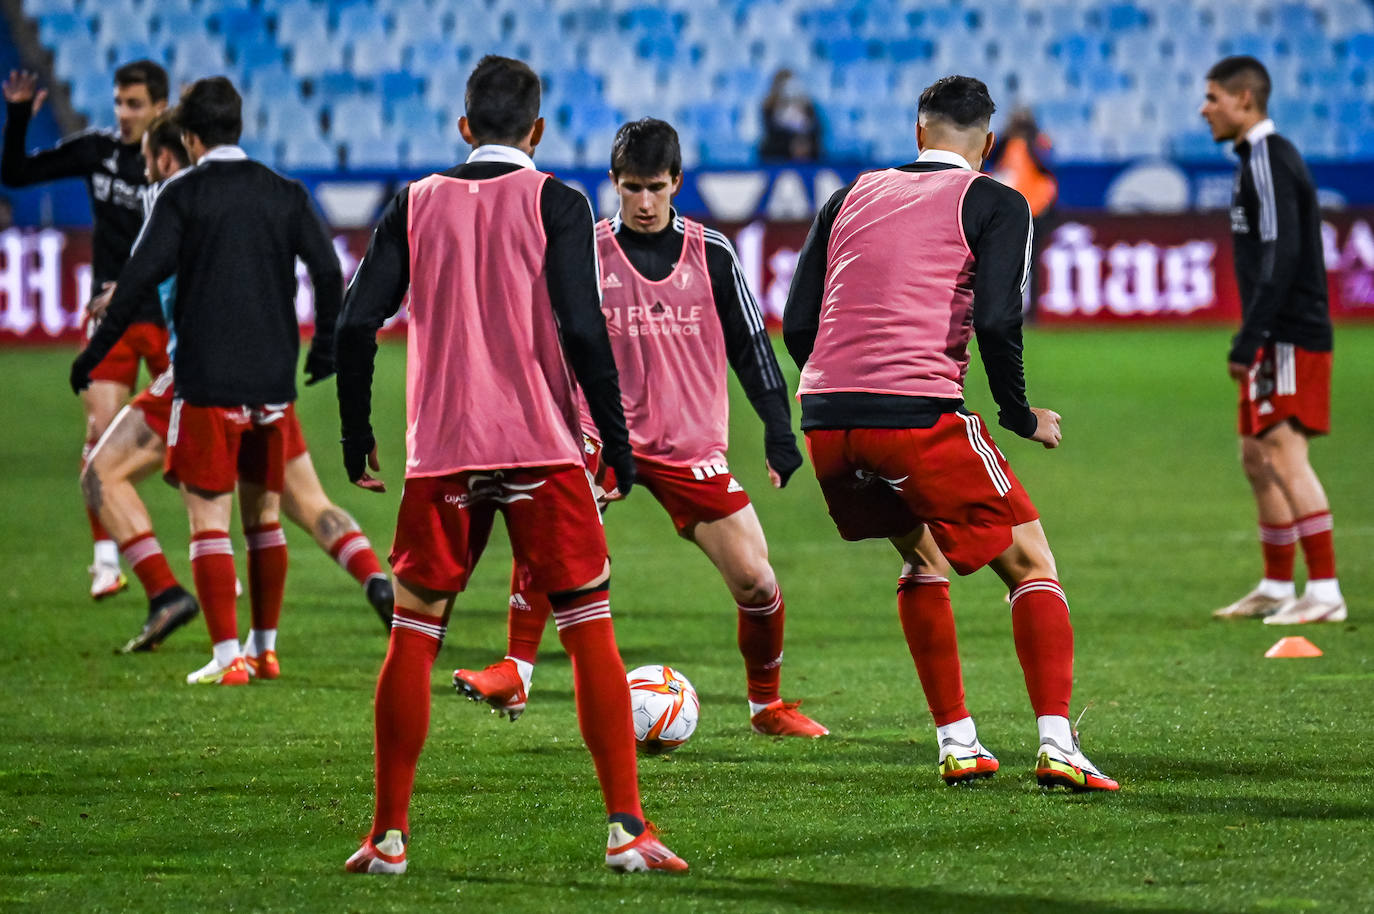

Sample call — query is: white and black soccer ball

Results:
[626,664,700,754]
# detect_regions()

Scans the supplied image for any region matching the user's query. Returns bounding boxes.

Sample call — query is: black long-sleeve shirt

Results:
[608,210,795,450]
[336,158,630,462]
[783,159,1037,438]
[80,147,342,406]
[1228,121,1332,365]
[2,100,162,323]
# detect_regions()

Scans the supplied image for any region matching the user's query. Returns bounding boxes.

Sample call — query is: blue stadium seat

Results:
[239,137,279,167]
[93,13,151,46]
[404,130,459,169]
[701,137,755,166]
[37,12,87,47]
[336,5,388,41]
[274,5,329,45]
[282,135,339,170]
[289,39,347,76]
[210,8,269,41]
[408,39,458,72]
[346,138,404,170]
[234,41,288,71]
[259,97,323,139]
[389,97,439,132]
[244,62,300,97]
[817,37,873,63]
[311,70,368,100]
[328,98,386,141]
[350,41,405,78]
[379,71,425,100]
[636,35,680,65]
[155,11,206,39]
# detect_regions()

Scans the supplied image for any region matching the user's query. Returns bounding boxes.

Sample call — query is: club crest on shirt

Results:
[671,264,693,290]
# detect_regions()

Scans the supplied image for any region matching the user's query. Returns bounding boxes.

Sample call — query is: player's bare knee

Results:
[732,567,777,605]
[312,505,358,541]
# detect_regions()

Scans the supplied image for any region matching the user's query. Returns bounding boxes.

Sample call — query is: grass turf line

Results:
[0,326,1370,912]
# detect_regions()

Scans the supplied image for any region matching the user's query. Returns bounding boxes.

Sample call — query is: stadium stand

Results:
[13,0,1374,171]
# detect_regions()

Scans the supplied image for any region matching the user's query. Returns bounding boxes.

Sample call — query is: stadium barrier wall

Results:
[2,210,1372,344]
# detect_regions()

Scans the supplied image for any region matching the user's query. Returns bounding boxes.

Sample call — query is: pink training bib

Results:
[403,169,583,476]
[799,167,982,401]
[593,217,728,466]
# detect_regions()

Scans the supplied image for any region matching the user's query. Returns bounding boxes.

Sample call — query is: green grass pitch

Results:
[1,326,1371,913]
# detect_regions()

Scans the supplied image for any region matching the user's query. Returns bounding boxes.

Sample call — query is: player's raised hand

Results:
[343,434,385,492]
[3,70,46,113]
[1029,407,1062,449]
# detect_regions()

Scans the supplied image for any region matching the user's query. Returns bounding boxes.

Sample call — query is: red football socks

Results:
[1258,522,1297,581]
[507,565,552,664]
[897,574,969,726]
[190,531,238,644]
[737,587,785,705]
[328,530,384,586]
[371,607,446,836]
[120,532,178,600]
[1009,578,1074,719]
[245,523,288,632]
[551,585,642,821]
[1295,511,1337,580]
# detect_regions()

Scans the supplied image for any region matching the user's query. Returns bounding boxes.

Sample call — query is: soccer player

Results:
[453,118,826,740]
[70,76,342,686]
[335,57,685,874]
[83,120,394,653]
[1200,56,1345,625]
[783,76,1117,792]
[3,62,170,600]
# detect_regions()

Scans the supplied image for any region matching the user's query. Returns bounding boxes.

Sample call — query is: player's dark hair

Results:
[1206,55,1271,113]
[464,55,541,145]
[173,76,242,147]
[610,118,683,178]
[114,59,169,104]
[918,75,996,130]
[145,112,189,168]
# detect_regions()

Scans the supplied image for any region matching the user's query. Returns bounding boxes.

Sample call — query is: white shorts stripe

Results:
[1275,342,1297,396]
[958,414,1011,496]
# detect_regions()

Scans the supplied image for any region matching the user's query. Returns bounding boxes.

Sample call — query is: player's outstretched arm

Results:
[336,189,410,491]
[71,188,182,392]
[967,177,1039,441]
[2,71,96,188]
[703,227,802,488]
[781,185,846,369]
[543,183,635,497]
[294,186,344,385]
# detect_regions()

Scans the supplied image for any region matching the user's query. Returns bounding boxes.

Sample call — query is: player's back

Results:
[404,168,583,476]
[800,167,982,401]
[160,153,316,407]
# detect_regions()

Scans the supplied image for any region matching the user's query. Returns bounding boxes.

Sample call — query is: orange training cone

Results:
[1264,636,1323,658]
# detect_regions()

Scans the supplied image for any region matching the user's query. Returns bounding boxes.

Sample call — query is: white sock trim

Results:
[1257,578,1297,599]
[94,540,119,567]
[1305,578,1343,603]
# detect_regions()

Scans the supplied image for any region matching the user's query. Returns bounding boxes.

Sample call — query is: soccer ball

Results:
[626,664,700,754]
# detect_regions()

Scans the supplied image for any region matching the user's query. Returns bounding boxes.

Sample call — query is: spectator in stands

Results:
[760,69,821,162]
[986,107,1057,315]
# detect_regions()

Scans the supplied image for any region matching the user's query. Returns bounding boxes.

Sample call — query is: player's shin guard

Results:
[508,566,552,664]
[1259,522,1297,583]
[1295,511,1337,580]
[372,607,446,837]
[245,524,288,633]
[329,530,384,586]
[551,584,642,822]
[190,531,238,644]
[121,532,179,600]
[736,587,785,705]
[1009,578,1074,719]
[898,574,969,726]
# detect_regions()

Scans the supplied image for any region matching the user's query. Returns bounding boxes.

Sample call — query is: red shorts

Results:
[136,370,308,461]
[86,321,170,388]
[805,412,1039,575]
[391,464,608,594]
[1239,342,1331,437]
[165,400,288,494]
[612,456,751,536]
